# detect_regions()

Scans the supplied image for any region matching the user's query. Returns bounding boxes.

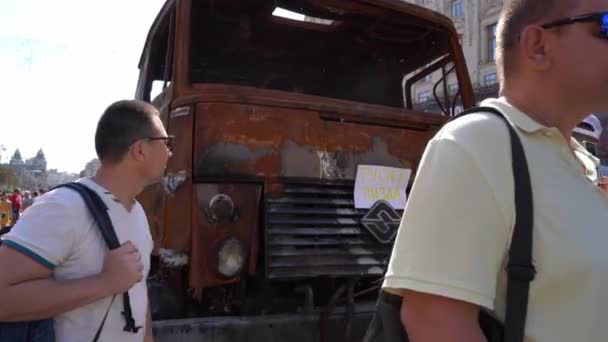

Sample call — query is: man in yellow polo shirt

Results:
[383,0,608,341]
[0,193,12,228]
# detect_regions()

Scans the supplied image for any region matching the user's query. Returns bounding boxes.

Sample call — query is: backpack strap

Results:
[455,106,535,342]
[92,294,116,342]
[58,183,120,248]
[53,182,142,335]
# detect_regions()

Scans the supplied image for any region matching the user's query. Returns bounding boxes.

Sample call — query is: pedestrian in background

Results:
[9,189,22,223]
[0,193,12,229]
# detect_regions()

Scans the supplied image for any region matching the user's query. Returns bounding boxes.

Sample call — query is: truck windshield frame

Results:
[186,1,462,111]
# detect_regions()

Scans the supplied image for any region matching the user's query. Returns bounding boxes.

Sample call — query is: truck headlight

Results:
[216,238,245,278]
[208,194,237,223]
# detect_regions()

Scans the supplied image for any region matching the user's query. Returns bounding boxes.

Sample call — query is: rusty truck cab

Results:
[136,0,474,321]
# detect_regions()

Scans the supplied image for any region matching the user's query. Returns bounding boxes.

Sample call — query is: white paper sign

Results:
[354,165,411,209]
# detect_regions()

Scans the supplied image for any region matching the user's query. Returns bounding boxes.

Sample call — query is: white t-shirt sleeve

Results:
[383,137,511,310]
[1,190,82,269]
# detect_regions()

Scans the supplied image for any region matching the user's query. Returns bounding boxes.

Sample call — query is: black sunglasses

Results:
[142,135,175,152]
[541,11,608,37]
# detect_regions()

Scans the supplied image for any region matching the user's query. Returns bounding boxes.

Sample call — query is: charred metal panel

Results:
[264,182,398,279]
[152,309,374,342]
[138,183,166,255]
[162,106,194,252]
[138,89,173,255]
[193,101,437,181]
[189,183,262,289]
[280,137,405,180]
[198,139,405,180]
[198,143,274,176]
[162,170,188,196]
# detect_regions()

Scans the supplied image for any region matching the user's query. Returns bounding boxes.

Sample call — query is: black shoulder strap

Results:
[58,183,120,248]
[455,107,535,342]
[92,294,116,342]
[52,182,142,335]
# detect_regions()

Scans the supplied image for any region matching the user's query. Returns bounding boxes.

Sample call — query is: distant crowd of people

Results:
[0,188,47,229]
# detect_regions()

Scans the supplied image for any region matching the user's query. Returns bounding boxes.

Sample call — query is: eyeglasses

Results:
[541,11,608,38]
[142,135,175,152]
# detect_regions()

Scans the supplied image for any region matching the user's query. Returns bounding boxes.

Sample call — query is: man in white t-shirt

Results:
[0,99,173,342]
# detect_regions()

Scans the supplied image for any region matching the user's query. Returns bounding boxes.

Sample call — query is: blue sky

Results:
[0,0,166,173]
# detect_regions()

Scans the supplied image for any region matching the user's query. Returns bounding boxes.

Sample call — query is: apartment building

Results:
[404,0,502,110]
[406,0,608,163]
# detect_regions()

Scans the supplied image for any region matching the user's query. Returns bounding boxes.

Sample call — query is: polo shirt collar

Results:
[480,97,548,134]
[481,98,600,172]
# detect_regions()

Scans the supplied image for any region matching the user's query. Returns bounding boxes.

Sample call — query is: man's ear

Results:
[129,141,147,162]
[520,25,553,71]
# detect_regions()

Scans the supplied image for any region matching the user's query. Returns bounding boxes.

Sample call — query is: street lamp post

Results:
[0,145,5,165]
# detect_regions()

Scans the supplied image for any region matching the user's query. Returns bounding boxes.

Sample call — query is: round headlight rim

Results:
[214,237,246,280]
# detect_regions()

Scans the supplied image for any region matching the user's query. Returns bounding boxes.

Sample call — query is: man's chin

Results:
[144,175,163,188]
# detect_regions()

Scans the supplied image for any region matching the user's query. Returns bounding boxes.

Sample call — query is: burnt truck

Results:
[134,0,475,340]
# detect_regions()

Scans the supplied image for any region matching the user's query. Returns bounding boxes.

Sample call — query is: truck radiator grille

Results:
[264,182,397,280]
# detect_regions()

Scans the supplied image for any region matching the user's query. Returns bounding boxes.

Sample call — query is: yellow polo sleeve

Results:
[383,136,511,310]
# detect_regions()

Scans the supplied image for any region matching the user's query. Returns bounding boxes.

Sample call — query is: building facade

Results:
[6,148,48,189]
[79,158,101,178]
[300,0,499,111]
[406,0,501,109]
[405,0,608,164]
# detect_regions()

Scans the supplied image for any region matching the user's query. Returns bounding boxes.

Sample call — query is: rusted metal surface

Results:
[174,85,447,125]
[189,184,262,289]
[138,183,166,255]
[161,105,194,252]
[191,97,439,182]
[161,170,188,195]
[138,91,173,255]
[152,307,374,342]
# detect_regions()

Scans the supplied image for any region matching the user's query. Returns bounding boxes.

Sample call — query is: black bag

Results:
[0,225,13,236]
[363,107,535,342]
[0,182,142,342]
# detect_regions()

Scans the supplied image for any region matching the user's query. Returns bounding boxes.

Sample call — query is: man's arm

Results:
[382,137,511,340]
[0,241,143,321]
[145,304,154,342]
[401,290,486,342]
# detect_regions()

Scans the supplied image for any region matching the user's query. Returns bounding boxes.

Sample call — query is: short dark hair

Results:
[497,0,575,82]
[95,100,160,163]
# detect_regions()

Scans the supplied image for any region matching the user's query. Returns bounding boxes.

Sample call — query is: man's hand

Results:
[100,241,143,294]
[401,290,487,342]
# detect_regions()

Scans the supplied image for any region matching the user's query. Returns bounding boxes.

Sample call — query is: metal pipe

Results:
[344,280,356,342]
[319,282,348,342]
[295,285,314,313]
[404,55,451,110]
